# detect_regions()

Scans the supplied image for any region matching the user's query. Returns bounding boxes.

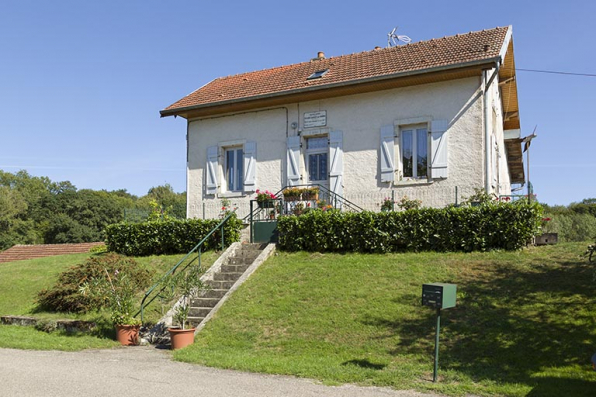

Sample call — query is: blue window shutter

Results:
[430,120,448,179]
[206,146,219,195]
[286,136,301,186]
[380,125,395,182]
[243,141,256,192]
[329,131,344,200]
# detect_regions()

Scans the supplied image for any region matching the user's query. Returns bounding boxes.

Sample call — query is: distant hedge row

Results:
[277,202,542,253]
[105,215,242,256]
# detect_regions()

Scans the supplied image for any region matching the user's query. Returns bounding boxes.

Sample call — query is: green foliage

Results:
[137,184,186,219]
[105,214,242,256]
[396,195,422,210]
[278,201,542,253]
[79,266,144,326]
[0,170,190,248]
[36,253,152,313]
[170,264,206,329]
[541,212,596,242]
[462,187,495,205]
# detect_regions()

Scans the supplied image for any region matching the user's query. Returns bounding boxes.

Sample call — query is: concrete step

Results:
[187,316,205,328]
[220,263,250,273]
[199,289,228,299]
[206,280,236,290]
[190,297,220,308]
[189,307,212,318]
[213,272,244,281]
[227,256,258,265]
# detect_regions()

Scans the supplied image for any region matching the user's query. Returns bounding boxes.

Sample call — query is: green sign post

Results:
[422,283,457,382]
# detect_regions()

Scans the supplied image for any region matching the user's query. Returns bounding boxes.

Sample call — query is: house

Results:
[161,26,525,219]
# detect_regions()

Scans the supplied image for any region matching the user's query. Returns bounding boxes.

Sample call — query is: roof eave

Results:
[160,56,502,118]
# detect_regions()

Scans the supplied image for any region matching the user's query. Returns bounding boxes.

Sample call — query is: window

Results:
[401,126,428,178]
[225,147,243,192]
[306,136,328,182]
[307,69,329,80]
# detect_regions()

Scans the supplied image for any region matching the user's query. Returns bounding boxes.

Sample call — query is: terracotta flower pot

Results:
[169,327,196,350]
[115,324,140,346]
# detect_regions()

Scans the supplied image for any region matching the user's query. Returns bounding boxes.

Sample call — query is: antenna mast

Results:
[387,27,412,47]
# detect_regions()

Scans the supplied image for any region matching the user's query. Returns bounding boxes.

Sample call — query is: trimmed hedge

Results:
[278,202,542,253]
[105,214,242,256]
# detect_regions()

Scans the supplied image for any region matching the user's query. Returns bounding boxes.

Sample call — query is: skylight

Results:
[307,69,329,80]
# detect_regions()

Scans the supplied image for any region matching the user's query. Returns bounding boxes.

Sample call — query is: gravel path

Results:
[0,346,445,397]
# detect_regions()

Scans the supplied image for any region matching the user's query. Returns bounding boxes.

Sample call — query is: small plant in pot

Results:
[255,189,277,208]
[167,264,206,350]
[80,268,142,346]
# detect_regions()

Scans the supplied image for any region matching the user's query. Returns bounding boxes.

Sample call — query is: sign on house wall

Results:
[304,111,327,128]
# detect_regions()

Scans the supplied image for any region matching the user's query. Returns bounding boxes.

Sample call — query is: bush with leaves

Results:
[37,253,152,313]
[105,214,242,256]
[278,201,542,253]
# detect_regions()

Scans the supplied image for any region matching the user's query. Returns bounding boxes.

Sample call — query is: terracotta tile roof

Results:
[162,26,510,116]
[0,243,104,263]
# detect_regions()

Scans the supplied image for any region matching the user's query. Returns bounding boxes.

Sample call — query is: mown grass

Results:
[174,242,596,396]
[0,251,219,350]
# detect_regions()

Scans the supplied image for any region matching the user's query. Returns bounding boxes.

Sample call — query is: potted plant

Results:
[255,189,277,208]
[80,269,142,346]
[380,197,395,212]
[168,264,206,350]
[302,186,319,201]
[282,187,301,201]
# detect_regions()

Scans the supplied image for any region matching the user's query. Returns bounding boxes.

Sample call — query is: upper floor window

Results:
[401,126,428,179]
[225,147,244,192]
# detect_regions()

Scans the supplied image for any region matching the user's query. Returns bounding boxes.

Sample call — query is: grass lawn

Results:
[174,242,596,397]
[0,250,219,350]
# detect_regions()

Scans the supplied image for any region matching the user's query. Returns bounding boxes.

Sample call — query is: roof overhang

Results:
[160,57,501,120]
[504,137,525,184]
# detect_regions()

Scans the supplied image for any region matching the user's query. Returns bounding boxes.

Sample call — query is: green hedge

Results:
[105,215,242,256]
[278,202,542,253]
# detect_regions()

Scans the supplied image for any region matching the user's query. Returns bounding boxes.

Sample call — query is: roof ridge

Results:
[212,26,509,82]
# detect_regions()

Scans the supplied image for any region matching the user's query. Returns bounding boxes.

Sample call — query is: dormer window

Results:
[307,69,329,80]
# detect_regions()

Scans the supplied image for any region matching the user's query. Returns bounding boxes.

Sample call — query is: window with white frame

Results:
[401,125,428,179]
[224,147,244,192]
[306,136,328,182]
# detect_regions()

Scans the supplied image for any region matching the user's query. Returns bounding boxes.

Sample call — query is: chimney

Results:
[311,51,326,62]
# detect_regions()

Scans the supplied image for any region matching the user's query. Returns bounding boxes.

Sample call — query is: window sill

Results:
[219,192,246,198]
[395,178,434,187]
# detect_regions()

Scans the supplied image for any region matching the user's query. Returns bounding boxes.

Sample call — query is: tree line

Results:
[541,199,596,242]
[0,170,185,250]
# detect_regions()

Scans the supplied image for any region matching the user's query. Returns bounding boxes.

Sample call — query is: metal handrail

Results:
[242,184,363,222]
[138,210,237,323]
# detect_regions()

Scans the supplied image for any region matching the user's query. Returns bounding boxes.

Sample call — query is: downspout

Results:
[483,63,500,194]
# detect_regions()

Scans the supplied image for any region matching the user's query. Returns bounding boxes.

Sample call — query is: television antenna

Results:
[387,27,411,47]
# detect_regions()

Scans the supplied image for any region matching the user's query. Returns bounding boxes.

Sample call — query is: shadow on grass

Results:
[526,376,596,397]
[342,359,387,370]
[363,256,596,388]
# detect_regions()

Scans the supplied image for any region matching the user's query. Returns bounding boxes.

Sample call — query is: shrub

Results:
[37,253,152,313]
[541,212,596,242]
[105,214,242,256]
[277,201,542,253]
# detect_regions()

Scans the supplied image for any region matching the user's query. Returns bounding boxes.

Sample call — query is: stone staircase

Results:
[142,242,275,345]
[187,243,265,328]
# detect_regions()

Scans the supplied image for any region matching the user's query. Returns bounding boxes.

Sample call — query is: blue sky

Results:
[1,0,594,205]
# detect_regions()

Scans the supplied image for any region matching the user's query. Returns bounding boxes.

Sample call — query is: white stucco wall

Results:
[186,76,511,219]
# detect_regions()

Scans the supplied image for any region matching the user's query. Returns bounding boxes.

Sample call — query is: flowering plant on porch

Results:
[255,189,277,202]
